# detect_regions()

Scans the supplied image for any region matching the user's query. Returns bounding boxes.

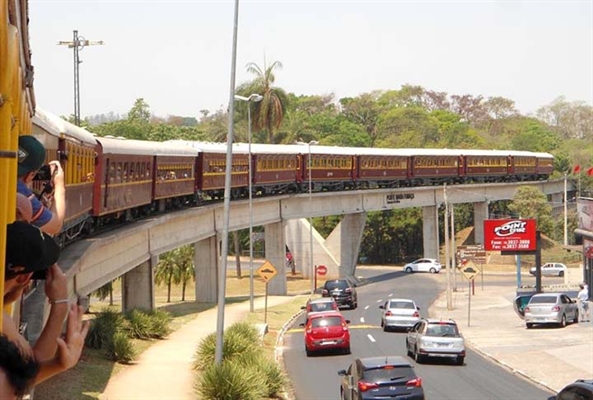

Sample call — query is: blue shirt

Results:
[17,180,53,227]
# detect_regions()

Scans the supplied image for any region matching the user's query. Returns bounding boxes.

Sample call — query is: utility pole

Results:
[444,184,453,310]
[563,173,568,246]
[450,203,457,292]
[58,30,104,126]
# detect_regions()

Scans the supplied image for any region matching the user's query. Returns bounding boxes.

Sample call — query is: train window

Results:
[123,163,129,182]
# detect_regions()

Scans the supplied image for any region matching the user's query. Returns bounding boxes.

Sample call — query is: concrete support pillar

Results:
[473,201,489,245]
[325,213,367,278]
[122,255,156,312]
[264,222,287,295]
[423,206,439,259]
[285,219,339,279]
[194,236,218,303]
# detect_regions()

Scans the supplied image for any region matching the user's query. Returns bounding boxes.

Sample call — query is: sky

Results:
[29,0,592,120]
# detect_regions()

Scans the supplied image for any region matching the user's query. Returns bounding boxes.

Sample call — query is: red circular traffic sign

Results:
[316,265,327,276]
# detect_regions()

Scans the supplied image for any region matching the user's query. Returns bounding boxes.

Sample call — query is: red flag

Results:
[587,167,593,176]
[573,165,581,174]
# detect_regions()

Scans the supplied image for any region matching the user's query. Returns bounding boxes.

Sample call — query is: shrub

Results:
[107,331,137,364]
[85,309,129,350]
[147,309,172,338]
[193,324,259,371]
[195,360,265,400]
[125,309,153,339]
[235,352,286,397]
[226,321,260,344]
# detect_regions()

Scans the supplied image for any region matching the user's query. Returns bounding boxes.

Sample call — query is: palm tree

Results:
[172,245,195,301]
[240,60,289,143]
[155,251,177,303]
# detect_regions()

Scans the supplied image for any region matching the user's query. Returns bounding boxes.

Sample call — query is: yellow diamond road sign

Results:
[256,261,278,283]
[459,260,479,281]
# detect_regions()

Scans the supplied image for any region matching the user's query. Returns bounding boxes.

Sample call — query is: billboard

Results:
[484,219,537,251]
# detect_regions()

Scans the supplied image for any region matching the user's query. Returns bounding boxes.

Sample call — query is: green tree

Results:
[172,245,195,301]
[128,98,151,124]
[239,60,289,143]
[155,251,177,303]
[508,187,553,236]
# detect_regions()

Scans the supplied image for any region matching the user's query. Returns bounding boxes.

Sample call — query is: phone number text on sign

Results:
[484,219,537,252]
[488,239,533,251]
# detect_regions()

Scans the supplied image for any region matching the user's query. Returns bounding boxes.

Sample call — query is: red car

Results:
[300,311,351,356]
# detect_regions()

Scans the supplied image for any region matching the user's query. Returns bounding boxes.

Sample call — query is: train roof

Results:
[32,107,97,145]
[96,136,199,156]
[165,140,250,154]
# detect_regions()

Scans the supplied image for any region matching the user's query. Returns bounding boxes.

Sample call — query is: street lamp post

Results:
[234,94,263,312]
[297,140,319,295]
[58,30,104,126]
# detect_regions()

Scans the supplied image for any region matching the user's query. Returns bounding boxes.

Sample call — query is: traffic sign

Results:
[457,245,487,264]
[316,265,327,276]
[460,260,479,281]
[256,261,278,283]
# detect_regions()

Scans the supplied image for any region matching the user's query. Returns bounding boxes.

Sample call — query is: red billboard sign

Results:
[484,219,537,251]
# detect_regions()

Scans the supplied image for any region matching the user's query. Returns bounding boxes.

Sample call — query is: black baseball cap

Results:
[5,221,60,280]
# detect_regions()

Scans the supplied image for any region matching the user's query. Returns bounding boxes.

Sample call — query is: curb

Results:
[275,308,305,400]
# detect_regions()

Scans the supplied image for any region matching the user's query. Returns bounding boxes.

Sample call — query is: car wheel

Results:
[429,267,436,273]
[560,314,567,328]
[574,310,579,323]
[455,356,465,366]
[414,346,424,364]
[344,346,351,355]
[305,347,312,357]
[558,271,564,277]
[405,267,413,273]
[383,324,388,332]
[526,323,533,329]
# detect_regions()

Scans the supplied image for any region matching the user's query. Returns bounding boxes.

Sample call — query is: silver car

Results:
[406,319,465,365]
[524,293,579,328]
[529,263,568,277]
[379,299,421,331]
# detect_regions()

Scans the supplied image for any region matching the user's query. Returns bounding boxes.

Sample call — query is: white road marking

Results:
[365,305,370,310]
[389,293,393,297]
[360,317,365,323]
[367,334,376,343]
[376,299,383,303]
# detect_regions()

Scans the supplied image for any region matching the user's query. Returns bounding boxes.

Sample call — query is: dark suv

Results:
[322,279,358,309]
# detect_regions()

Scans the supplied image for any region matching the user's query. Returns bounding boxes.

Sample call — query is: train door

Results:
[507,156,513,175]
[297,154,305,184]
[103,158,110,208]
[458,156,465,178]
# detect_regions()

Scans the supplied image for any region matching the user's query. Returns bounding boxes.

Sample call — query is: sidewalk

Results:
[100,296,295,400]
[428,283,593,393]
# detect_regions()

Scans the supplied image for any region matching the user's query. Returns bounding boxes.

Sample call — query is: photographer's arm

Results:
[41,161,65,235]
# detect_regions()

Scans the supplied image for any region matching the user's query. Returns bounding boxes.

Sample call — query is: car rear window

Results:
[389,301,415,309]
[529,296,557,304]
[426,323,459,336]
[325,280,349,290]
[310,302,332,312]
[363,366,416,382]
[311,316,342,328]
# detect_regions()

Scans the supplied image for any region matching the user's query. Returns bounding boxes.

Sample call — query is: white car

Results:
[380,298,421,331]
[403,258,442,274]
[529,263,567,277]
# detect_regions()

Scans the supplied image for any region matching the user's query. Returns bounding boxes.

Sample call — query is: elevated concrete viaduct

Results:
[48,179,571,316]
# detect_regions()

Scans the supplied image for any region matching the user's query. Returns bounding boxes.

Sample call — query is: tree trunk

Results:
[181,279,186,301]
[167,273,172,303]
[234,231,242,278]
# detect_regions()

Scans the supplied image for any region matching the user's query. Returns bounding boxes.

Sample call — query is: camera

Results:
[33,165,52,181]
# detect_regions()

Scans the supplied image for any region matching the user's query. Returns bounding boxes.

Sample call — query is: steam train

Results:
[31,108,554,245]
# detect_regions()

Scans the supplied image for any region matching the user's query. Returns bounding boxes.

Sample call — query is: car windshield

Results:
[325,280,349,290]
[426,323,458,336]
[363,366,416,382]
[529,296,557,304]
[311,316,342,328]
[389,301,415,309]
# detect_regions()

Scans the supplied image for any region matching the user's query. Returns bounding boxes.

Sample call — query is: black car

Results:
[322,279,358,309]
[338,356,425,400]
[553,379,593,400]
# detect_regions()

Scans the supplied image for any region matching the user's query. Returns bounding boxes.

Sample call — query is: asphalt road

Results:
[282,268,555,400]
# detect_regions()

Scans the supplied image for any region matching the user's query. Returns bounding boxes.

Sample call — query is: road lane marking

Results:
[365,305,369,310]
[360,317,365,323]
[367,334,376,342]
[389,293,393,297]
[376,299,382,303]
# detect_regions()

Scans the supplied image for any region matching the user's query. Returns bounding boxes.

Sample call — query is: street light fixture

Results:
[296,140,319,295]
[58,30,104,126]
[234,93,263,312]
